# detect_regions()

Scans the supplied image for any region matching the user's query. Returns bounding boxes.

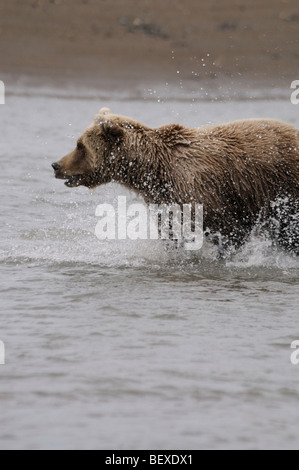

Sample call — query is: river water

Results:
[0,85,299,450]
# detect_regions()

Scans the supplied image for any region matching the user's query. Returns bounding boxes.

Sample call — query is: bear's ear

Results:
[100,122,124,143]
[99,107,112,115]
[94,108,112,123]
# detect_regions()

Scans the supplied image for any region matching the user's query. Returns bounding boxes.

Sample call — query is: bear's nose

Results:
[52,162,61,172]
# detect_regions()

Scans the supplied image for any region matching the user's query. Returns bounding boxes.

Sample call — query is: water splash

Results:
[2,204,298,281]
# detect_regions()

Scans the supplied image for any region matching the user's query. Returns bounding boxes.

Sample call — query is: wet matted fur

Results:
[53,108,299,253]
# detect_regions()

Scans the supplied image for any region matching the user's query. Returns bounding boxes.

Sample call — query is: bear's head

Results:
[52,108,138,188]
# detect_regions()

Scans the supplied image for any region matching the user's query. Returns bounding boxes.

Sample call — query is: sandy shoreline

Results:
[0,0,298,94]
[3,72,295,104]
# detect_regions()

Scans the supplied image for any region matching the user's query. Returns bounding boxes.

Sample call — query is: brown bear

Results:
[52,108,299,253]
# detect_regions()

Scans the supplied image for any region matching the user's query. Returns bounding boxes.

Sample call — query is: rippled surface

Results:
[0,89,299,449]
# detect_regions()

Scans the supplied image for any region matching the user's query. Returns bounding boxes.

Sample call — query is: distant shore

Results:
[3,72,294,105]
[0,0,298,94]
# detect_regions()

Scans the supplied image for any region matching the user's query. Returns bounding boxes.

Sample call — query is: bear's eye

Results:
[77,142,84,151]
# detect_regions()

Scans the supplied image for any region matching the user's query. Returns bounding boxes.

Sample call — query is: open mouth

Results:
[64,175,83,188]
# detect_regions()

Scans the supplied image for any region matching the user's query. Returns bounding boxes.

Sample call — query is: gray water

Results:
[1,85,299,450]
